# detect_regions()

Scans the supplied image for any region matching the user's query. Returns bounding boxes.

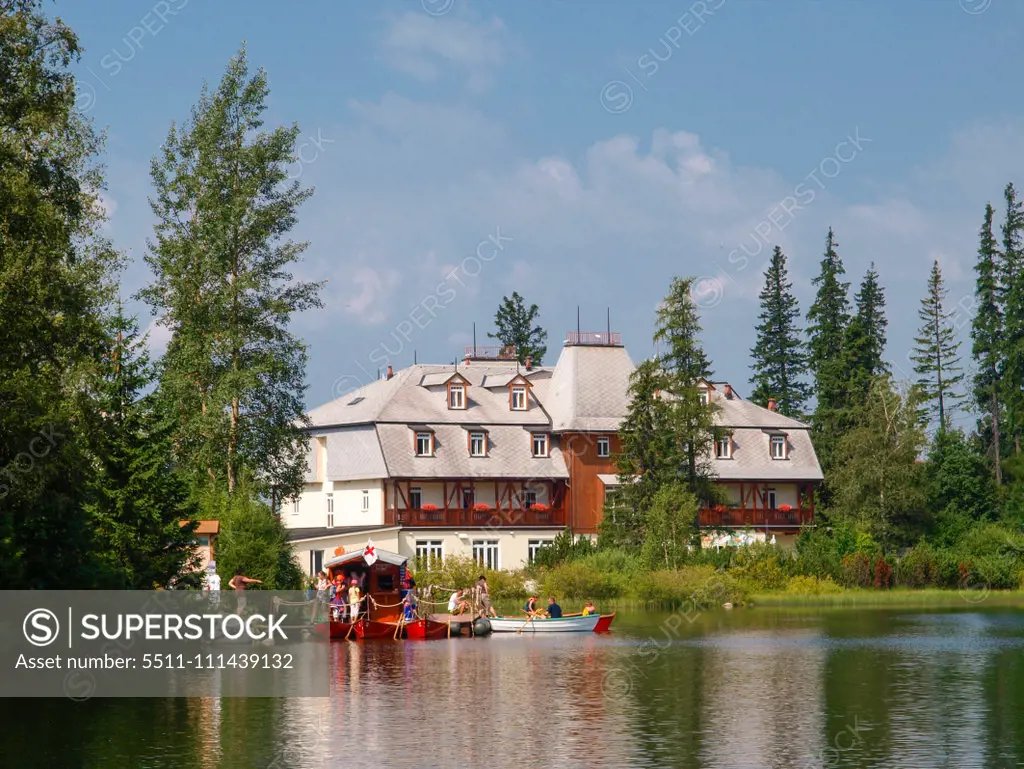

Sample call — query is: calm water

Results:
[5,607,1024,768]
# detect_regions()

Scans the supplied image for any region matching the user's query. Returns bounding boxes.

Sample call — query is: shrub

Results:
[732,556,788,592]
[531,528,595,569]
[840,553,872,587]
[895,542,939,587]
[783,575,843,595]
[416,555,527,600]
[628,566,745,608]
[540,561,625,600]
[873,556,893,588]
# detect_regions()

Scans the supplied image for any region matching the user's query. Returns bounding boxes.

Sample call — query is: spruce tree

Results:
[80,306,200,588]
[488,292,548,364]
[806,228,851,473]
[998,183,1024,456]
[749,246,811,417]
[971,203,1004,484]
[654,276,717,501]
[140,46,323,499]
[911,260,965,429]
[844,263,889,405]
[0,1,118,587]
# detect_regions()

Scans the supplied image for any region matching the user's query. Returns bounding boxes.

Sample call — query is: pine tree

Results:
[488,292,548,363]
[80,306,201,588]
[806,228,851,473]
[749,246,811,417]
[0,1,119,587]
[910,260,965,429]
[844,263,889,405]
[600,359,678,548]
[654,276,717,500]
[998,183,1024,456]
[971,203,1004,484]
[140,46,323,499]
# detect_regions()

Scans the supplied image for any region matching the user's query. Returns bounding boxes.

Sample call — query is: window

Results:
[770,435,787,459]
[326,493,334,513]
[528,539,552,564]
[462,488,474,510]
[768,489,777,510]
[469,432,487,457]
[415,432,434,457]
[699,389,710,405]
[524,489,537,508]
[197,535,210,548]
[472,539,500,570]
[510,386,527,411]
[448,384,466,409]
[597,437,611,458]
[716,435,732,459]
[361,490,370,512]
[308,549,323,576]
[409,487,422,509]
[415,539,443,567]
[291,498,299,515]
[532,433,549,458]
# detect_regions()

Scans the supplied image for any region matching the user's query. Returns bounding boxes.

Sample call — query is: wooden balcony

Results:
[699,507,814,528]
[565,330,622,347]
[384,507,566,528]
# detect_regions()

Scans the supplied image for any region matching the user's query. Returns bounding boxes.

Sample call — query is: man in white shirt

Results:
[448,588,468,615]
[204,563,221,606]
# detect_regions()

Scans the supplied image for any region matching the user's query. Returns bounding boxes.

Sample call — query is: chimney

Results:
[463,352,471,366]
[724,384,733,400]
[386,365,394,380]
[525,356,532,371]
[767,398,777,412]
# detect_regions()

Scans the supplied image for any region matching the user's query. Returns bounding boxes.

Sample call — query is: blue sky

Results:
[62,0,1024,422]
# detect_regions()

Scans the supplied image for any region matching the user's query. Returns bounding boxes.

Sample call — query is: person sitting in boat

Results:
[581,600,598,616]
[524,595,539,615]
[545,597,563,618]
[330,589,346,621]
[348,578,362,622]
[448,588,469,615]
[402,592,416,621]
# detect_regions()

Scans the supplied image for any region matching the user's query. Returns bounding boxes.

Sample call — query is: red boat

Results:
[405,618,450,640]
[594,612,616,632]
[324,546,410,641]
[354,619,402,639]
[326,620,354,639]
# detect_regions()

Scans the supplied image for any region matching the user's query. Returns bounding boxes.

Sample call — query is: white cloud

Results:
[338,265,403,326]
[144,319,172,358]
[381,11,508,93]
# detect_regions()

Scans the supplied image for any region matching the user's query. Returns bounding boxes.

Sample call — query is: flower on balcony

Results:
[530,503,550,512]
[778,504,793,512]
[472,503,490,512]
[421,503,438,512]
[713,504,728,513]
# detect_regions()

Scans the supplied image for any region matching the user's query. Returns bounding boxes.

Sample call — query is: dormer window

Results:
[469,432,487,457]
[770,434,788,459]
[448,384,466,410]
[716,434,732,459]
[415,431,435,457]
[532,433,550,458]
[510,385,527,411]
[699,389,710,405]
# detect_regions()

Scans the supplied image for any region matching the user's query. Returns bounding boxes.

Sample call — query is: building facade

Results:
[286,332,823,572]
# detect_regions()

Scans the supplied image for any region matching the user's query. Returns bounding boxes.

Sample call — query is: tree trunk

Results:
[992,386,1002,485]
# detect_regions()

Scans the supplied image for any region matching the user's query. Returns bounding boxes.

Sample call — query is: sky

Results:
[61,0,1024,423]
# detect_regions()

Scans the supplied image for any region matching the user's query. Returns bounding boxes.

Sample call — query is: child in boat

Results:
[330,590,346,621]
[582,600,598,616]
[402,592,416,621]
[348,578,362,621]
[524,595,539,615]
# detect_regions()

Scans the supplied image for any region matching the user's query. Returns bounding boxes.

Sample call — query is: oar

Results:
[516,612,537,634]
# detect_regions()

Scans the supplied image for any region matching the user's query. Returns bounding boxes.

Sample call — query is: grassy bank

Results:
[749,588,1024,608]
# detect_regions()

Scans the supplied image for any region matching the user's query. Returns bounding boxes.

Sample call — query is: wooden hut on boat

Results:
[325,546,408,639]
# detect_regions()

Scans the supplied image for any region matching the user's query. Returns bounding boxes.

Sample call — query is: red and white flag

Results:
[362,540,378,566]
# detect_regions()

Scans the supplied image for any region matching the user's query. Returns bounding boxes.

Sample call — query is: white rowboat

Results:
[489,614,601,633]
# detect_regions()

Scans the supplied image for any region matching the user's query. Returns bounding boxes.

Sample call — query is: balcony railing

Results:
[565,331,622,347]
[464,345,518,360]
[385,507,565,527]
[699,507,814,528]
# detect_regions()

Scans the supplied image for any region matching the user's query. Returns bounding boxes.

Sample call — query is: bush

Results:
[895,542,939,587]
[628,566,745,608]
[873,556,893,588]
[540,561,625,600]
[416,555,527,600]
[783,575,843,595]
[531,528,595,569]
[732,556,788,592]
[840,553,872,588]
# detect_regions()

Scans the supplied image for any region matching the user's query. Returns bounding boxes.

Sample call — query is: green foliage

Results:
[640,483,698,569]
[140,45,322,499]
[532,528,595,568]
[783,575,843,596]
[911,260,966,428]
[998,183,1024,455]
[925,429,994,541]
[630,567,745,608]
[416,555,527,600]
[749,246,811,417]
[206,480,304,589]
[540,561,626,600]
[488,291,547,364]
[843,263,889,405]
[970,202,1004,483]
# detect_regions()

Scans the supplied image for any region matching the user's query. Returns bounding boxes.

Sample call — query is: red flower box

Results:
[778,504,793,512]
[530,503,550,512]
[472,503,490,512]
[421,503,438,512]
[713,504,727,513]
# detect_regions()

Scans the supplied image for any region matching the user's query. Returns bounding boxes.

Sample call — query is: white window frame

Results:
[699,388,710,405]
[326,493,334,514]
[409,486,422,510]
[532,433,550,458]
[770,435,787,459]
[528,539,551,564]
[309,549,324,576]
[472,539,500,570]
[361,490,370,512]
[716,435,732,459]
[448,384,466,410]
[510,386,527,411]
[414,539,443,566]
[292,498,300,515]
[597,436,610,458]
[415,432,434,457]
[326,513,335,528]
[470,432,487,457]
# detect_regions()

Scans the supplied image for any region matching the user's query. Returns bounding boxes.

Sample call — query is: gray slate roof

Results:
[544,345,634,432]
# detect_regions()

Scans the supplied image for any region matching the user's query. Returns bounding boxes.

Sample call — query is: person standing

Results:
[475,575,498,618]
[228,568,262,614]
[348,578,362,622]
[204,562,221,608]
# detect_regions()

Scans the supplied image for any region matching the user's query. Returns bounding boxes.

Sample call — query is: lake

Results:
[5,606,1024,768]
